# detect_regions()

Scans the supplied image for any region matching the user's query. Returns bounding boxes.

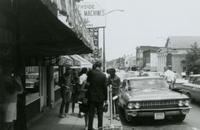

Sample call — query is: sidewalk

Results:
[29,102,122,130]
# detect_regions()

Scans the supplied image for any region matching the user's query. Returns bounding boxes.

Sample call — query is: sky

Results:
[80,0,200,61]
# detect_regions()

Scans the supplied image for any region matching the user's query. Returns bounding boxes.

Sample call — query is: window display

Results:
[25,66,40,105]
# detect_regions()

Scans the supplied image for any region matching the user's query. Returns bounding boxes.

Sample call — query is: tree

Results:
[185,42,200,74]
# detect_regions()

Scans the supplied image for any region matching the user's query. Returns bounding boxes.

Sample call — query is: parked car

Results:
[118,76,191,123]
[179,74,200,102]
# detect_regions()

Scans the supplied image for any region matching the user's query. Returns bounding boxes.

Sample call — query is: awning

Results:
[70,55,93,68]
[18,0,92,57]
[58,56,73,66]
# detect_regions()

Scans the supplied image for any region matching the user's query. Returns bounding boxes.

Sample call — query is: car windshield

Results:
[128,78,168,90]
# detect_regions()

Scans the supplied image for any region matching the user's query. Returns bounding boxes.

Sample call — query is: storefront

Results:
[0,0,93,130]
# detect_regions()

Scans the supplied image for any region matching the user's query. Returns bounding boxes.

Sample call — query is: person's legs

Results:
[84,112,89,130]
[59,97,65,116]
[97,102,104,130]
[88,102,95,130]
[72,96,75,114]
[78,104,82,117]
[115,99,119,115]
[112,98,115,116]
[65,91,71,116]
[65,101,70,114]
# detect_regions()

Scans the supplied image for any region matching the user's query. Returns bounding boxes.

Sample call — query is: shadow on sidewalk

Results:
[28,102,122,130]
[28,103,86,130]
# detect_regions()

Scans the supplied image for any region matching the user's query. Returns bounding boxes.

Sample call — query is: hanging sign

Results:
[77,2,105,28]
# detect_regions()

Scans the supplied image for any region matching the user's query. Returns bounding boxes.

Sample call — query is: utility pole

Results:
[102,9,124,72]
[103,27,106,72]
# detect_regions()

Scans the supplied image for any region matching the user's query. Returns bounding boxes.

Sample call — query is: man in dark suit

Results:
[87,62,107,130]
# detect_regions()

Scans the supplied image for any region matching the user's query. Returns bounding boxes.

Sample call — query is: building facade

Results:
[124,55,136,69]
[157,36,200,74]
[136,46,160,70]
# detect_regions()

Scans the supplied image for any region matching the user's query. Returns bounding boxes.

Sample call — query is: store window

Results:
[25,66,40,105]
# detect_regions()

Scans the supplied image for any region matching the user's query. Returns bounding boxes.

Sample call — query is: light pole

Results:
[102,9,124,72]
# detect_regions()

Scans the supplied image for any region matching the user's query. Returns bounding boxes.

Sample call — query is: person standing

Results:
[164,66,176,89]
[78,68,89,130]
[0,64,23,130]
[59,68,72,118]
[71,69,79,114]
[87,62,107,130]
[107,68,121,120]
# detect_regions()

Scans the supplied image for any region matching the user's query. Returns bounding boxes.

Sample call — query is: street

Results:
[121,102,200,130]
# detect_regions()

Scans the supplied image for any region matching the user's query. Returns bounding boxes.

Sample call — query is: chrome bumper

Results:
[126,107,191,117]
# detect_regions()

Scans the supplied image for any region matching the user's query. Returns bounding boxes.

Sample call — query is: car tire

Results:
[186,92,192,100]
[174,115,186,122]
[125,114,133,123]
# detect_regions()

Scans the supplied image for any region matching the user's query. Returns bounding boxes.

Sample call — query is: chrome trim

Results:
[126,107,192,112]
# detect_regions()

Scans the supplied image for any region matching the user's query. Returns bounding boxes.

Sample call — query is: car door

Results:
[192,77,200,102]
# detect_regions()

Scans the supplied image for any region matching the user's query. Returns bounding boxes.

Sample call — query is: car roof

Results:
[124,76,162,81]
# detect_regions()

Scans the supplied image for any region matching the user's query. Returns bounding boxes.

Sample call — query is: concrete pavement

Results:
[28,102,122,130]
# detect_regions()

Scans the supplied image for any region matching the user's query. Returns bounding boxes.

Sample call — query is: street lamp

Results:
[102,9,124,72]
[103,9,124,16]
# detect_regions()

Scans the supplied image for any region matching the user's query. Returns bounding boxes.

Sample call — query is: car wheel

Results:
[185,92,194,102]
[124,114,133,123]
[173,115,186,122]
[186,92,191,99]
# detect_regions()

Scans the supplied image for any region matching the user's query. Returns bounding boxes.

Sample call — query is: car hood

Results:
[127,88,188,101]
[175,78,188,84]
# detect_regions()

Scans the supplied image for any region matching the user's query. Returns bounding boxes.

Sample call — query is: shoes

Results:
[114,116,120,121]
[78,113,84,118]
[65,113,69,118]
[59,114,65,118]
[84,126,88,130]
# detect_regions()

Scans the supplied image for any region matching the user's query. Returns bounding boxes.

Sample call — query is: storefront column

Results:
[47,66,55,108]
[39,66,47,111]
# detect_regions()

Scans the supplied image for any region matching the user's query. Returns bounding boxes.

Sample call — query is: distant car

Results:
[140,72,161,77]
[179,74,200,102]
[123,71,139,79]
[118,76,191,123]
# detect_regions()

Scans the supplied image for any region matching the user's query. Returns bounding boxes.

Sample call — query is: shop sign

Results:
[88,28,99,48]
[77,2,105,28]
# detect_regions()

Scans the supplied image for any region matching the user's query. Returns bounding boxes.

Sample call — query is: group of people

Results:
[58,62,121,130]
